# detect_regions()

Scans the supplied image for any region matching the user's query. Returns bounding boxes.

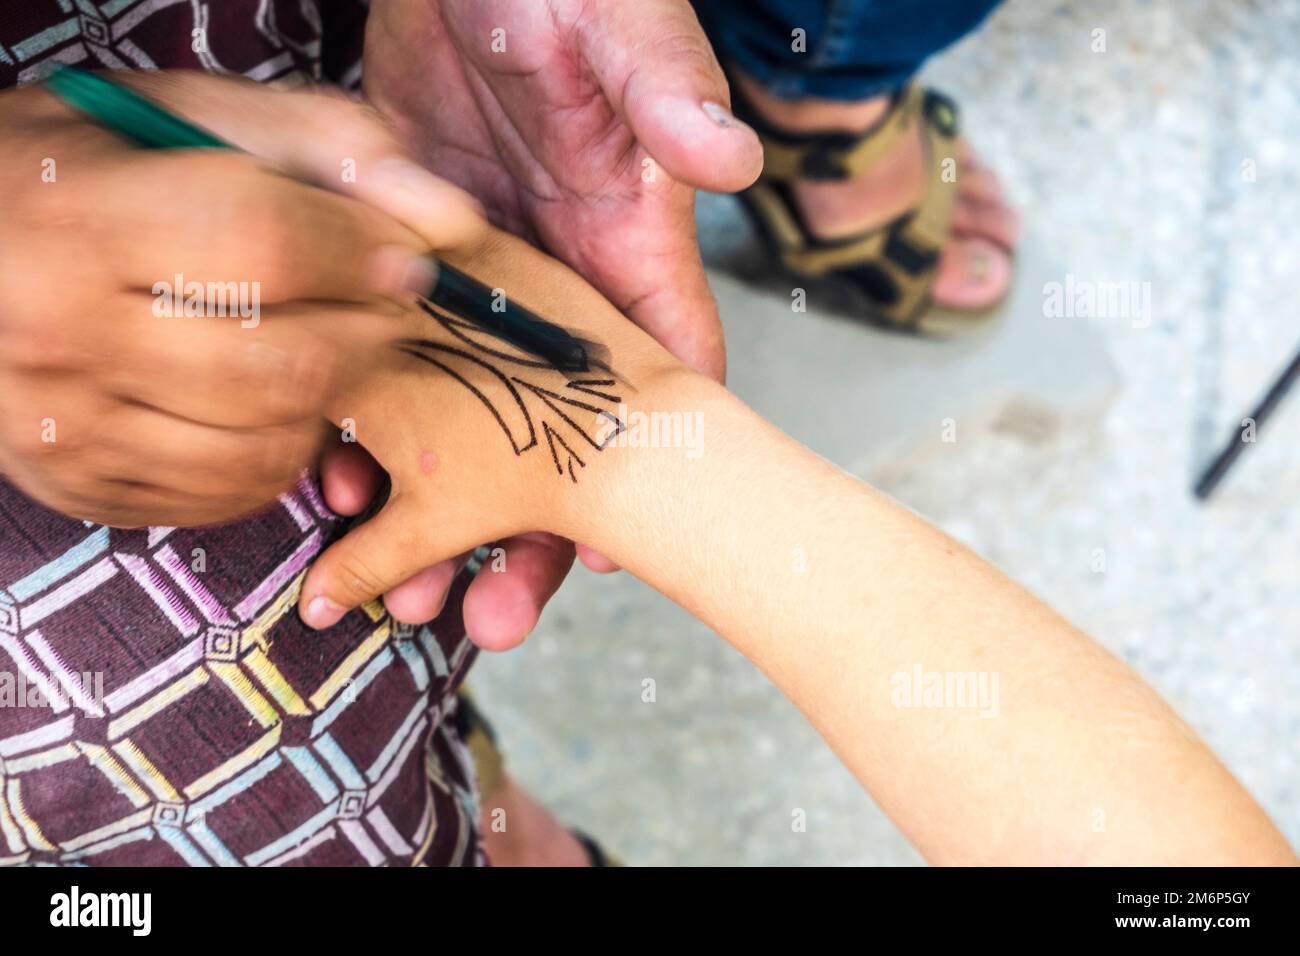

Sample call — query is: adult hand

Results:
[365,0,762,381]
[325,0,762,644]
[0,74,481,527]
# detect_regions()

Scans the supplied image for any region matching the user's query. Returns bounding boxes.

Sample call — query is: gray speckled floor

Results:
[470,0,1300,864]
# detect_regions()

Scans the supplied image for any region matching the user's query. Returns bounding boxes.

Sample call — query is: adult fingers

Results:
[117,71,487,251]
[99,295,405,429]
[319,438,387,516]
[462,532,575,651]
[383,556,464,625]
[95,151,436,305]
[586,0,763,193]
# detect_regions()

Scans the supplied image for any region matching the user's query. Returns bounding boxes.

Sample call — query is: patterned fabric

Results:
[0,0,367,88]
[0,1,484,866]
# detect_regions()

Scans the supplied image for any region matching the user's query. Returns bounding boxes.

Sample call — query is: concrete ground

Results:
[470,0,1300,865]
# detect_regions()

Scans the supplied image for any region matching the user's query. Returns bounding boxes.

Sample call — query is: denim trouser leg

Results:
[693,0,1002,101]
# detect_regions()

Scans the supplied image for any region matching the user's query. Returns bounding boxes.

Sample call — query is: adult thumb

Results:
[584,0,763,194]
[116,71,486,251]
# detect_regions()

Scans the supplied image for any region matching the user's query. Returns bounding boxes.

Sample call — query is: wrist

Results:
[550,364,737,575]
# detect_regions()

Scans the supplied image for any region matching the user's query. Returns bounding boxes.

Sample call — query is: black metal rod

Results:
[1194,342,1300,500]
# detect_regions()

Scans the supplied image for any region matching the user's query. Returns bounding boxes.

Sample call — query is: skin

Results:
[734,72,1020,310]
[0,72,583,640]
[300,226,1296,864]
[344,0,765,637]
[346,0,1017,637]
[0,78,480,527]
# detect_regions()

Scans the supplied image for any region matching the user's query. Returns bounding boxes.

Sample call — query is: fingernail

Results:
[398,255,439,296]
[303,595,345,630]
[370,247,439,297]
[702,101,742,129]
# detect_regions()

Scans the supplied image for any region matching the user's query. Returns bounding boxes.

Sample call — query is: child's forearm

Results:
[553,373,1295,865]
[315,229,1292,864]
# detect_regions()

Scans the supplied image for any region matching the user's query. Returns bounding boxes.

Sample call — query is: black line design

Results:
[398,296,628,483]
[565,380,623,404]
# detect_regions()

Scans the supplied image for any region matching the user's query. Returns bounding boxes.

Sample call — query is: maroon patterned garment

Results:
[0,1,482,867]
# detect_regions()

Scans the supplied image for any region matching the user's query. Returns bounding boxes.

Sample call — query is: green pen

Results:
[43,65,601,374]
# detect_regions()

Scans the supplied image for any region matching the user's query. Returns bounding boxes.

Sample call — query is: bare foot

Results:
[736,73,1018,312]
[478,771,595,867]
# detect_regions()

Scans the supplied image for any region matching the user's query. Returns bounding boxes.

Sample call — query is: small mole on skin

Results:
[419,450,439,475]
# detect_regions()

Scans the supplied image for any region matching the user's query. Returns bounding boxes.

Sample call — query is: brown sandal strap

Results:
[739,89,963,328]
[756,84,928,183]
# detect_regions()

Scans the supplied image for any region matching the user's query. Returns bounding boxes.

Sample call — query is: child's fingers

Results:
[298,495,460,630]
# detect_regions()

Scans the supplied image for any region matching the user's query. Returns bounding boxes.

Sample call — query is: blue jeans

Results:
[694,0,1002,101]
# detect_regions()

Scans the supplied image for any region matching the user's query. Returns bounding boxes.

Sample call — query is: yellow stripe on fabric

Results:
[308,619,392,711]
[5,780,55,851]
[0,781,27,854]
[242,646,311,716]
[74,742,150,808]
[58,810,152,854]
[183,725,282,800]
[207,662,279,729]
[5,742,78,773]
[240,569,306,653]
[108,667,209,739]
[111,738,183,803]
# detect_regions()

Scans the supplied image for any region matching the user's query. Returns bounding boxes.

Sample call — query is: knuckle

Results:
[645,33,723,83]
[0,324,52,368]
[242,219,298,292]
[5,415,68,461]
[212,171,299,287]
[282,340,337,409]
[57,473,115,517]
[251,424,320,484]
[331,551,388,602]
[321,97,384,141]
[53,493,113,526]
[170,151,259,193]
[7,173,88,235]
[230,339,335,421]
[303,89,397,153]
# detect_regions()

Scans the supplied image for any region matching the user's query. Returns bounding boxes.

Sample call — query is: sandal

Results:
[731,81,1008,335]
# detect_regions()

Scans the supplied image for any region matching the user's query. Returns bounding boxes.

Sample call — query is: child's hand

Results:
[0,77,483,527]
[297,230,683,631]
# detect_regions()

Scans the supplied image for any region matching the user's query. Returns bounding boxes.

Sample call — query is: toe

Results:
[951,194,1021,250]
[956,164,1004,206]
[930,236,1013,312]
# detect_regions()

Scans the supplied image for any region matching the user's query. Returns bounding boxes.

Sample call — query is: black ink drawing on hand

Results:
[397,297,627,483]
